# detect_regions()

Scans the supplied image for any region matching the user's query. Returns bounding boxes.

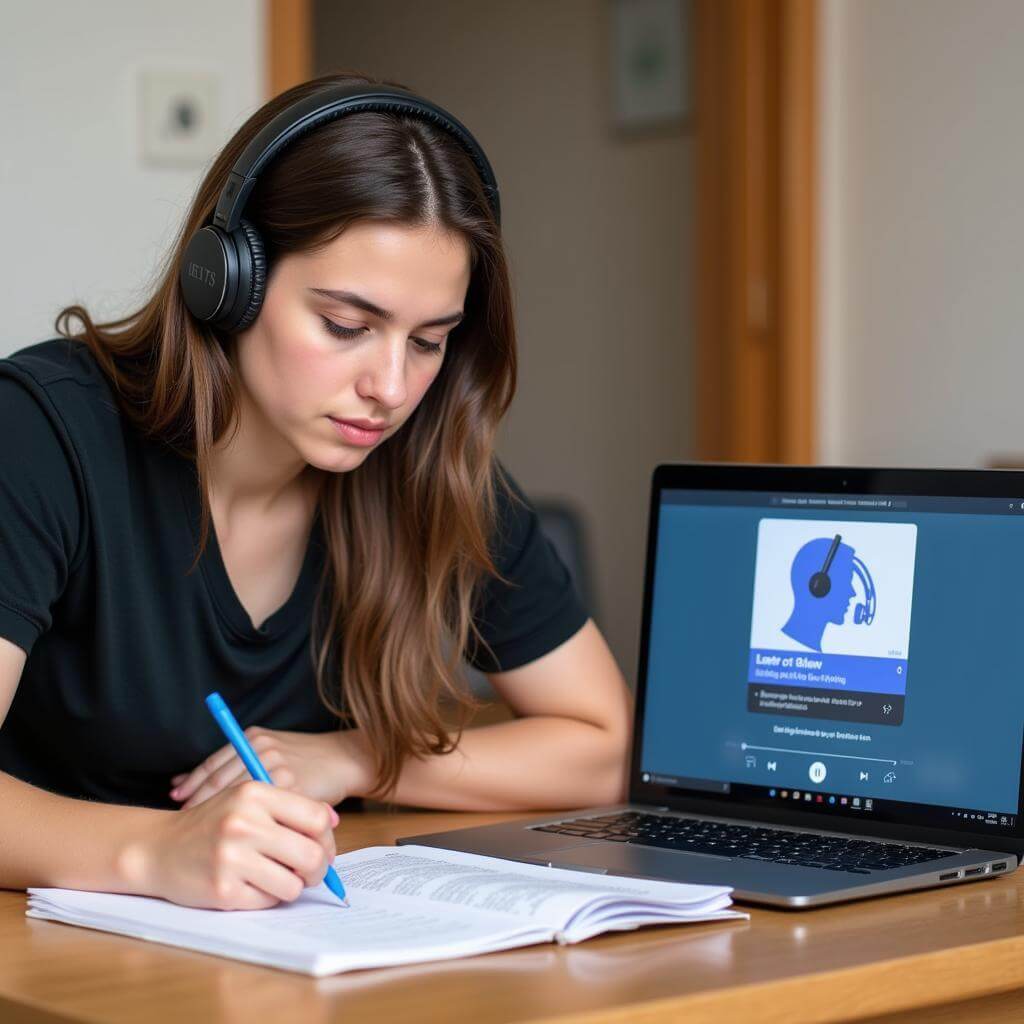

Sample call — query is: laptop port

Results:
[992,862,1008,872]
[963,866,985,877]
[939,871,961,881]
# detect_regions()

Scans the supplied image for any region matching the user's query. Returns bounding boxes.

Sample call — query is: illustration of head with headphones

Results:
[781,534,877,652]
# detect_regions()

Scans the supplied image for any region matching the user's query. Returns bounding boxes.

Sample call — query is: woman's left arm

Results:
[343,618,635,811]
[172,619,633,812]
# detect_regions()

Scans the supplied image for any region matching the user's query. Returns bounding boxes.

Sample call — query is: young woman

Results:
[0,72,632,911]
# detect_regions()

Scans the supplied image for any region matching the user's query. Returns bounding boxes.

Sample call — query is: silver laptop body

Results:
[400,464,1024,908]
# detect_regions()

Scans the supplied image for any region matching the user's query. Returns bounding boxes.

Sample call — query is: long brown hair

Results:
[54,70,519,801]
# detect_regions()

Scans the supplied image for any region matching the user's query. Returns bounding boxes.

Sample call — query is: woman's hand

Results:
[123,780,340,910]
[169,727,369,810]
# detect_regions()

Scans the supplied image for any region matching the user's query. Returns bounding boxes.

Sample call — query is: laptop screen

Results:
[636,475,1024,838]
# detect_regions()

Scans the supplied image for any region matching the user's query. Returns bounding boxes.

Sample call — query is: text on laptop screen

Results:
[639,490,1024,828]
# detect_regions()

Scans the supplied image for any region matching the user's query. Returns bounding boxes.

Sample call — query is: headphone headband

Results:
[213,83,501,233]
[181,82,501,332]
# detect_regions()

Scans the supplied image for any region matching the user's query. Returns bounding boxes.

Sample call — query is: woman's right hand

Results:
[123,780,339,910]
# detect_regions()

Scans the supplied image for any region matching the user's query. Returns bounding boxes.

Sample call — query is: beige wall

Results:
[314,0,694,685]
[819,0,1024,468]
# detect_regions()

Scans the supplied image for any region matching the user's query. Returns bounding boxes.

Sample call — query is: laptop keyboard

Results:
[529,811,958,874]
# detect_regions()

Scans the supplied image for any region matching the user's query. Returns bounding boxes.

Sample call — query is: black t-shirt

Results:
[0,338,588,809]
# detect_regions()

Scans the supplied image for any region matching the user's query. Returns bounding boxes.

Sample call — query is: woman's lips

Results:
[328,417,387,447]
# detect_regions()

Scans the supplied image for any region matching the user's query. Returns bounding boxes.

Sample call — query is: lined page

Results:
[340,846,736,927]
[27,883,552,976]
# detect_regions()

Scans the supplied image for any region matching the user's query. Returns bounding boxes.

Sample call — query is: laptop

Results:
[399,464,1024,908]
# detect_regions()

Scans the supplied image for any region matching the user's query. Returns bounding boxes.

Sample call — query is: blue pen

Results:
[204,691,349,907]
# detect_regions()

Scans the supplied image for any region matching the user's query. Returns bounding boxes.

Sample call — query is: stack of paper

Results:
[27,844,746,976]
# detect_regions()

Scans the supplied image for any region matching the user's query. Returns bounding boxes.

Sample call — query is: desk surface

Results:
[3,806,1024,1024]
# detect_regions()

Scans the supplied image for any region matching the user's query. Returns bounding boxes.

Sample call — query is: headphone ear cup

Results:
[230,218,267,332]
[808,572,831,598]
[180,225,233,324]
[854,604,864,625]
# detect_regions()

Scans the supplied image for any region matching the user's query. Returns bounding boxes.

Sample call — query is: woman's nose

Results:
[356,339,408,410]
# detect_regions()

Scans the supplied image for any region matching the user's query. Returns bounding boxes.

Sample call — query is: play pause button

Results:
[808,761,827,784]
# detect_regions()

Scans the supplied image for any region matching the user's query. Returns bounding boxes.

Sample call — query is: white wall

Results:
[819,0,1024,468]
[1,1,264,354]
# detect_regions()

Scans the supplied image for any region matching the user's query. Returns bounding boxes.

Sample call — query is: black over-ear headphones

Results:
[179,83,501,333]
[808,534,842,598]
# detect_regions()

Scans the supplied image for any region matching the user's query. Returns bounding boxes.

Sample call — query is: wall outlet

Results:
[138,69,221,167]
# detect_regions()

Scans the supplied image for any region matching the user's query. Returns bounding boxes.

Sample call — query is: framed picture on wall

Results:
[610,0,691,134]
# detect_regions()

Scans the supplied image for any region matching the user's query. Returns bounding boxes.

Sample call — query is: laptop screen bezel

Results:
[627,463,1024,856]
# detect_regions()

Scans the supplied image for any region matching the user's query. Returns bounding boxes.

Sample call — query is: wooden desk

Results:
[2,807,1024,1024]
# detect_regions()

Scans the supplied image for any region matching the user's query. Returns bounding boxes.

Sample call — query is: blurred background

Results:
[4,0,1024,696]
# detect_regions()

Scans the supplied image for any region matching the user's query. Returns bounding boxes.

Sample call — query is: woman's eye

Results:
[413,338,444,356]
[320,316,364,339]
[321,316,444,355]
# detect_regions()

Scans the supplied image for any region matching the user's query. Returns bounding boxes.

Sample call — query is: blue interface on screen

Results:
[640,492,1024,815]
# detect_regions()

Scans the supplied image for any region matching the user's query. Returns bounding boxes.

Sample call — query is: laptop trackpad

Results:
[526,841,737,885]
[526,844,612,873]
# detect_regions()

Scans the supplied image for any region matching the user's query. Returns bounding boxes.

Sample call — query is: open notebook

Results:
[26,845,747,977]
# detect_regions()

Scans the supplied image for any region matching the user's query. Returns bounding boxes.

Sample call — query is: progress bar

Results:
[741,742,897,766]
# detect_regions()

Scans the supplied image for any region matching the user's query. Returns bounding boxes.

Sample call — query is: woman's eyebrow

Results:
[308,288,464,328]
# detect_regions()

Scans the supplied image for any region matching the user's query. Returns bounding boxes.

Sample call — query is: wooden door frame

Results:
[267,0,313,98]
[694,0,817,464]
